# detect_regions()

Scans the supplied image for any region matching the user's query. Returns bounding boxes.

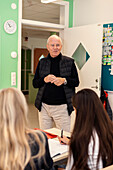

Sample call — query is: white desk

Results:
[45,128,113,169]
[45,128,70,165]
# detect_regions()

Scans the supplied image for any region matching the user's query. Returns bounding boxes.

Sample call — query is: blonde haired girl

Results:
[0,87,53,170]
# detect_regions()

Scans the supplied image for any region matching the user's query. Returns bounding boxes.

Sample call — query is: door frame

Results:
[18,0,69,90]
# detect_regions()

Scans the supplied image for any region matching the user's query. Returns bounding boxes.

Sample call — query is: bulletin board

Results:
[101,23,113,91]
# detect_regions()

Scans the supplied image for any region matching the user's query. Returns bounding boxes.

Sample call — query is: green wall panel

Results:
[0,0,18,89]
[64,0,73,28]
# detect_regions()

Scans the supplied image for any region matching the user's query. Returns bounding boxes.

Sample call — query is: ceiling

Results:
[22,0,61,39]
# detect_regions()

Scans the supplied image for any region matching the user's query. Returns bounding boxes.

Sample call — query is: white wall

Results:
[75,0,113,26]
[22,37,47,49]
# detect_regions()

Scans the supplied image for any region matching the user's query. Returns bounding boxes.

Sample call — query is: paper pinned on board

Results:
[48,138,69,158]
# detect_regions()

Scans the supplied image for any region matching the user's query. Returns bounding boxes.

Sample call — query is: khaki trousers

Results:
[39,103,71,132]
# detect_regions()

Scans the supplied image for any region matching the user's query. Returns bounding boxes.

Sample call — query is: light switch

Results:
[11,72,16,86]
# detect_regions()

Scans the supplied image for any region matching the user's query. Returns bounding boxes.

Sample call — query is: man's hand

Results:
[44,75,65,86]
[44,74,56,83]
[52,77,65,86]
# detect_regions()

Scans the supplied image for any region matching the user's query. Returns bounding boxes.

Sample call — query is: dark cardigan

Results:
[33,53,79,115]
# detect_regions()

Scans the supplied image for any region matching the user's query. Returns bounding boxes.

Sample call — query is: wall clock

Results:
[4,20,17,34]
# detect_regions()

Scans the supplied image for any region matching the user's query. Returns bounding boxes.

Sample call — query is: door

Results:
[34,48,49,73]
[62,24,103,96]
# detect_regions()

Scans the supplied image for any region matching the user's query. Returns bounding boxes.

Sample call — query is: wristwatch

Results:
[64,78,67,85]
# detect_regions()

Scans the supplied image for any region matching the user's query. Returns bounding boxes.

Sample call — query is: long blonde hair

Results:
[0,87,46,170]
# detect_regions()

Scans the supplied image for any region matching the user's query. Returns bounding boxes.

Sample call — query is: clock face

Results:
[4,20,17,34]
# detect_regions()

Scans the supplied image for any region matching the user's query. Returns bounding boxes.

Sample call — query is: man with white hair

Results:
[33,35,79,132]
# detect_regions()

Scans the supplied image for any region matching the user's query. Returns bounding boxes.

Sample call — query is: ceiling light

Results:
[41,0,60,3]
